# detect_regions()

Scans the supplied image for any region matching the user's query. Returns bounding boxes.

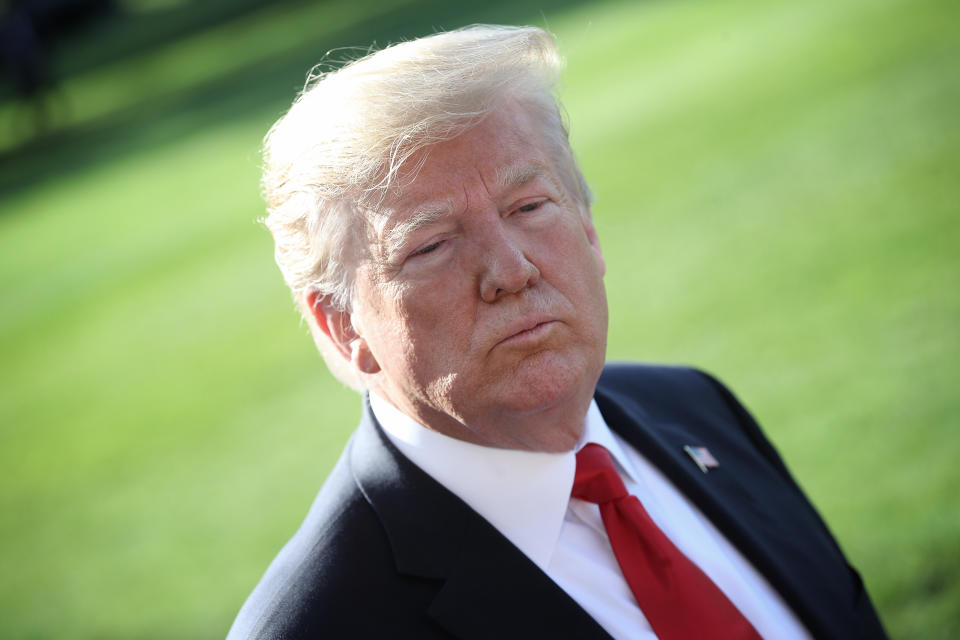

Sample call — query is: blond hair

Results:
[261,25,590,386]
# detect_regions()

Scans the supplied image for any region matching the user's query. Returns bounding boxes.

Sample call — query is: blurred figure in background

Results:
[0,0,113,135]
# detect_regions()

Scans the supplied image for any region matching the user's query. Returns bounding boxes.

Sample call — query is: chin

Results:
[498,350,600,416]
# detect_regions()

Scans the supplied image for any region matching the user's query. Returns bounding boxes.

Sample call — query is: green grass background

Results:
[1,0,957,636]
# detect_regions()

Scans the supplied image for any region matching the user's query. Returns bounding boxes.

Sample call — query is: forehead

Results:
[365,104,562,241]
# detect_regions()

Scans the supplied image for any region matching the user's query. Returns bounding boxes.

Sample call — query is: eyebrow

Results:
[378,162,553,259]
[494,162,549,191]
[381,204,452,258]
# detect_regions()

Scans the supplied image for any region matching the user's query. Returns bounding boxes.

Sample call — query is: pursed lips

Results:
[492,313,558,349]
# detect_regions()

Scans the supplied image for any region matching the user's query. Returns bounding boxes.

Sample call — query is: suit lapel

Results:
[426,522,614,640]
[594,382,850,639]
[350,397,612,640]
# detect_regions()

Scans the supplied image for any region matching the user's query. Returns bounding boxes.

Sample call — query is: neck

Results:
[372,382,593,453]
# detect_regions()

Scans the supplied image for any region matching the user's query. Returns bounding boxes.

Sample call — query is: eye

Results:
[513,198,547,213]
[412,241,442,257]
[516,200,545,214]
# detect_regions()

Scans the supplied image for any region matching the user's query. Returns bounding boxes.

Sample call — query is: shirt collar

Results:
[578,399,642,485]
[369,391,634,570]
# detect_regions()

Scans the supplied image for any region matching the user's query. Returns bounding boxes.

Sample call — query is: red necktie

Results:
[572,443,762,640]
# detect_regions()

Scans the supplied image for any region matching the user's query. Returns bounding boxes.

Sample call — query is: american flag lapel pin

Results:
[684,445,719,473]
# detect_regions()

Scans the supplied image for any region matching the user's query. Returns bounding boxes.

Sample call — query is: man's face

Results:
[346,102,608,452]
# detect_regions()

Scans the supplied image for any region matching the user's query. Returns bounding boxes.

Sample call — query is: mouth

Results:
[495,315,559,348]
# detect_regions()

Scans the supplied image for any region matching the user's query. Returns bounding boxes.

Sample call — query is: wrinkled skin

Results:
[317,101,608,452]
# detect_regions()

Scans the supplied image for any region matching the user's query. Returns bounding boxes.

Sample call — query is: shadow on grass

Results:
[0,0,596,202]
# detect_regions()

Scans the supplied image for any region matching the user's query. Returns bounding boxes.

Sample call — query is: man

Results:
[229,25,886,639]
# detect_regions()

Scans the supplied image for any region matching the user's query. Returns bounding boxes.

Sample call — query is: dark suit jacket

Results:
[228,364,887,639]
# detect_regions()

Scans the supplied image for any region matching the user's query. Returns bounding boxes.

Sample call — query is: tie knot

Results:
[572,443,629,504]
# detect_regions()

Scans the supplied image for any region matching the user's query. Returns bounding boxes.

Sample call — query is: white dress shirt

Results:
[370,392,811,640]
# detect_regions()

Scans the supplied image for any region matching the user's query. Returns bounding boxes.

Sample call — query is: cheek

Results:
[393,287,451,344]
[538,220,596,273]
[360,284,410,349]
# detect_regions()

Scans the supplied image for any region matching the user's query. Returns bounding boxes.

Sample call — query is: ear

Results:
[581,210,606,276]
[305,291,381,374]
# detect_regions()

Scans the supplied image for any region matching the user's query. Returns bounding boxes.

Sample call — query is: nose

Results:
[477,224,540,303]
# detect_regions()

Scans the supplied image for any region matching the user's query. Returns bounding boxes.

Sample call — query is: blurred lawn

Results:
[1,0,958,637]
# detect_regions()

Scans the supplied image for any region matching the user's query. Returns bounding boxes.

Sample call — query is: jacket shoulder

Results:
[598,363,888,639]
[598,362,710,398]
[598,362,796,488]
[226,439,447,639]
[598,362,736,426]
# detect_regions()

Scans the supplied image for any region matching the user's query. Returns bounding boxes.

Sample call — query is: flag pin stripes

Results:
[684,445,719,473]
